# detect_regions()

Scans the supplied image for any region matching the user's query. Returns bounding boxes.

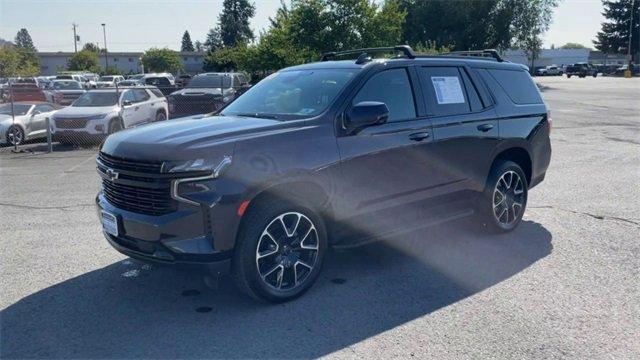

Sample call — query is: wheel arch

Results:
[491,147,532,186]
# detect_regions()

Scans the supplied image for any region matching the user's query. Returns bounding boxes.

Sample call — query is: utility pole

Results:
[101,23,109,69]
[72,23,78,53]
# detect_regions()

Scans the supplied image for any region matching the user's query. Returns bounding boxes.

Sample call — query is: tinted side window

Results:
[133,89,150,102]
[488,69,542,104]
[459,68,483,111]
[352,68,416,122]
[121,91,136,104]
[150,88,164,98]
[419,67,470,116]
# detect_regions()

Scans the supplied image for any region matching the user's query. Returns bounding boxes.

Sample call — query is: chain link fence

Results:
[0,72,252,154]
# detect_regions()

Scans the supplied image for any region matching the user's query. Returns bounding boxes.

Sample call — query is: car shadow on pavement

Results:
[1,219,552,359]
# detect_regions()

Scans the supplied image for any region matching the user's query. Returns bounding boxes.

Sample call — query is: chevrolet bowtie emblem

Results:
[105,168,119,181]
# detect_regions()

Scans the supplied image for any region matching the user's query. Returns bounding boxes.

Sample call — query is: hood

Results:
[170,87,223,97]
[54,105,117,117]
[101,115,289,161]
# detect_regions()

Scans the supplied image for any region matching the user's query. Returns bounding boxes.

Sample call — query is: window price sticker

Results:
[431,76,465,104]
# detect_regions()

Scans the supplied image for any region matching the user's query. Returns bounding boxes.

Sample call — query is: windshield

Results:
[0,104,31,115]
[99,76,115,82]
[222,69,356,120]
[53,81,82,90]
[72,92,118,107]
[188,74,231,88]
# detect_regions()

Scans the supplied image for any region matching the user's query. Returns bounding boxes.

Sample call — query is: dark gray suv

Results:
[96,46,551,302]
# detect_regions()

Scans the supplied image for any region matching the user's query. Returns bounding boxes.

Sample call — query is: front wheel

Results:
[232,199,327,302]
[6,125,24,146]
[477,160,528,233]
[155,111,167,121]
[108,118,123,134]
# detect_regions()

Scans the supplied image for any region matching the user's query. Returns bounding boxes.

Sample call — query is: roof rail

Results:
[444,49,505,62]
[320,45,415,62]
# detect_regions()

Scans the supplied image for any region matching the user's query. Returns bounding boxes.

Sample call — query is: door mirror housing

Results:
[345,101,389,134]
[122,99,133,107]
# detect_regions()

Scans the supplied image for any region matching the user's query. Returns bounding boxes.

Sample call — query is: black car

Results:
[565,62,598,78]
[167,72,250,118]
[96,46,551,302]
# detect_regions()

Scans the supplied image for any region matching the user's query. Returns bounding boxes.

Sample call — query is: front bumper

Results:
[96,192,232,274]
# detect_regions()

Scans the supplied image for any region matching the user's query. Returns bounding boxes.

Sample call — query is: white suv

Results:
[51,87,168,143]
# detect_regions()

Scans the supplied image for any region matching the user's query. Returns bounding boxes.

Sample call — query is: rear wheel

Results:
[477,160,528,233]
[232,199,327,302]
[6,125,24,146]
[155,111,167,121]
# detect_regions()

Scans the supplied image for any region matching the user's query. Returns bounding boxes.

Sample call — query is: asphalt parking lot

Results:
[1,76,639,359]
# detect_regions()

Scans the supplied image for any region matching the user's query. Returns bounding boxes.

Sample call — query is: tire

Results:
[108,118,124,134]
[593,73,597,78]
[477,160,528,234]
[155,111,167,121]
[567,74,572,78]
[6,125,24,146]
[232,198,327,302]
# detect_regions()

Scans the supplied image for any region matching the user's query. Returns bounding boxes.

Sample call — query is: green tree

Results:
[194,40,204,52]
[203,45,246,71]
[594,0,639,61]
[219,0,256,46]
[204,27,223,51]
[13,28,40,75]
[67,49,101,72]
[0,46,39,77]
[14,28,36,51]
[140,48,184,73]
[509,0,559,71]
[181,31,195,52]
[82,42,101,53]
[560,42,588,49]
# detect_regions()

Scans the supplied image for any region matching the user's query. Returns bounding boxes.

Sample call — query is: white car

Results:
[536,65,563,76]
[95,75,125,88]
[51,88,168,143]
[0,102,59,146]
[141,73,175,85]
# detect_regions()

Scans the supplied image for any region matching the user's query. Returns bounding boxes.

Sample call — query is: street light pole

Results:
[101,23,109,70]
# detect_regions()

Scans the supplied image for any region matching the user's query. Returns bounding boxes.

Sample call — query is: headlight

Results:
[162,156,232,177]
[168,156,232,206]
[86,113,109,121]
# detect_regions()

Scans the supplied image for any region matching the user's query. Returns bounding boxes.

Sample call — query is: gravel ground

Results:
[1,76,639,359]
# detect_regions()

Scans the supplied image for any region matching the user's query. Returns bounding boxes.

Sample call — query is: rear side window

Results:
[420,66,483,116]
[150,88,164,98]
[352,68,416,122]
[132,89,150,102]
[488,69,542,104]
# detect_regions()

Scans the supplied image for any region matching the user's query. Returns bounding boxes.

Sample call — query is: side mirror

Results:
[345,101,389,134]
[122,99,133,107]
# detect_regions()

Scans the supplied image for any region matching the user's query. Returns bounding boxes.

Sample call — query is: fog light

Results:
[95,124,104,133]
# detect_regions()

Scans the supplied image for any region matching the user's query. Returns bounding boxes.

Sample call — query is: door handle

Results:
[477,123,494,132]
[409,131,430,141]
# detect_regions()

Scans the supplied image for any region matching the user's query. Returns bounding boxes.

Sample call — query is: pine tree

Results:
[14,28,36,51]
[181,31,195,52]
[204,27,223,51]
[594,0,639,61]
[219,0,256,46]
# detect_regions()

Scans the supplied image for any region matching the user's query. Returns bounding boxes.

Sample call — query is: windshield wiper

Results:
[233,112,280,120]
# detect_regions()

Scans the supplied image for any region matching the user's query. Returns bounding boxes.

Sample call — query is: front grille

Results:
[55,117,89,129]
[99,152,163,173]
[98,152,174,215]
[102,179,174,215]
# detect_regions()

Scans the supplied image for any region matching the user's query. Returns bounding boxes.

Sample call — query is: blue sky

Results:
[0,0,605,52]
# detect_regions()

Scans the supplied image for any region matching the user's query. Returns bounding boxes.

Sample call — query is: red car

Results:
[9,83,63,104]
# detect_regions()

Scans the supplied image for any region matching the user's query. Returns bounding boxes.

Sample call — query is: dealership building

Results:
[502,48,629,68]
[37,51,206,76]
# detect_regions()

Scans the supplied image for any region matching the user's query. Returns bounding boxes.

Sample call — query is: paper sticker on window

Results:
[431,76,465,104]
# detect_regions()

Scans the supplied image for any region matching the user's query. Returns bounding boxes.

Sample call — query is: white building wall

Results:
[503,49,590,68]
